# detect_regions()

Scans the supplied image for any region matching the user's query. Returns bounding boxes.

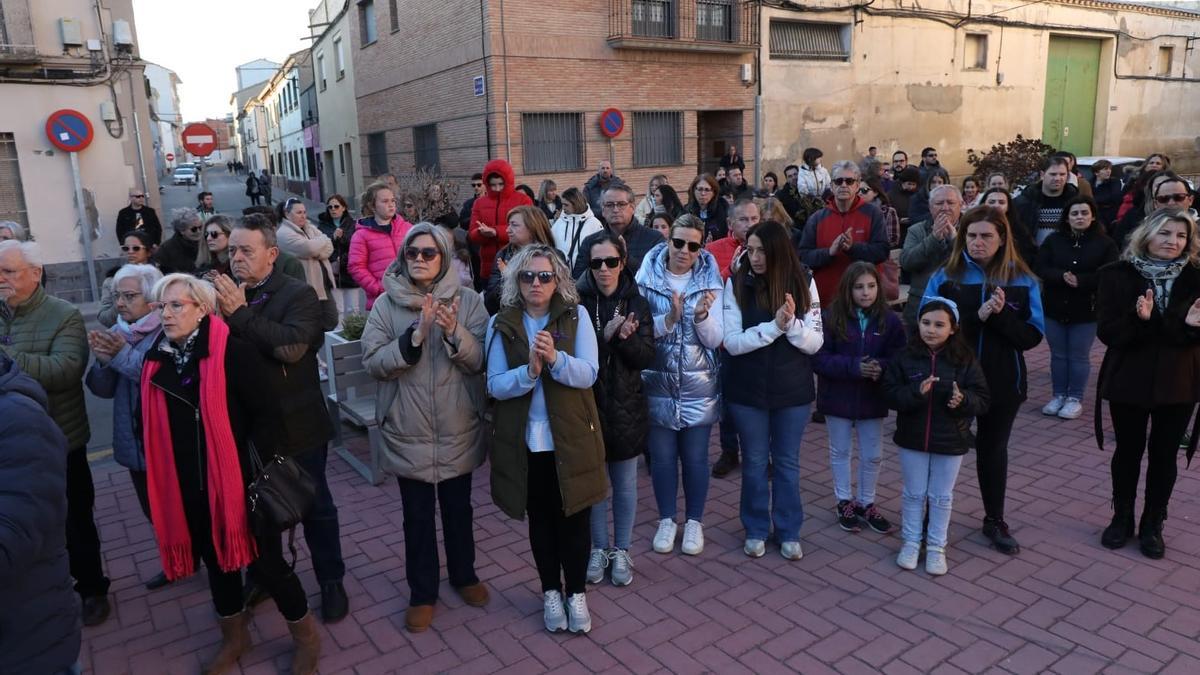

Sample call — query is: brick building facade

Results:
[352,0,759,204]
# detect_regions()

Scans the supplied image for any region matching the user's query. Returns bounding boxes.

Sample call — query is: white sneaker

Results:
[1042,395,1066,416]
[780,541,803,561]
[744,538,766,558]
[586,548,608,584]
[610,549,633,586]
[926,546,948,576]
[543,590,567,632]
[1058,398,1083,420]
[896,541,920,570]
[566,593,592,633]
[653,519,678,554]
[681,520,704,556]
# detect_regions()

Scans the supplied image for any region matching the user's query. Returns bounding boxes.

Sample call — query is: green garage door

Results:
[1043,36,1101,155]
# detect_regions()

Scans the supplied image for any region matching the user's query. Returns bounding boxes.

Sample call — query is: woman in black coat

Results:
[687,174,729,243]
[317,195,359,292]
[1034,196,1119,420]
[1095,210,1200,560]
[576,231,655,587]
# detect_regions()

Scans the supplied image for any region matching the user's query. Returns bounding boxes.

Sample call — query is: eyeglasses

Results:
[404,246,440,261]
[121,245,145,252]
[206,230,226,239]
[671,238,701,253]
[588,257,621,270]
[1156,194,1190,205]
[115,291,143,303]
[832,177,859,186]
[157,300,198,315]
[188,226,203,234]
[602,201,631,210]
[327,203,344,210]
[518,270,556,285]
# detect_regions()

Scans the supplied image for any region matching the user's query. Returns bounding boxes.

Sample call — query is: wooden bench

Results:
[323,335,386,485]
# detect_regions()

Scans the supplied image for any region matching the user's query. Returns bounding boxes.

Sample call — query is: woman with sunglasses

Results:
[1111,172,1194,248]
[575,232,655,587]
[360,223,491,633]
[98,231,159,327]
[636,213,724,557]
[486,245,605,634]
[278,199,339,329]
[484,205,558,314]
[687,174,728,243]
[195,215,233,281]
[318,195,361,312]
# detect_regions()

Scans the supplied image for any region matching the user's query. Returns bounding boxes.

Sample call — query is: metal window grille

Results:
[633,0,674,39]
[0,133,29,231]
[366,132,388,176]
[696,0,733,42]
[633,112,682,168]
[769,20,849,61]
[413,124,439,172]
[522,113,584,174]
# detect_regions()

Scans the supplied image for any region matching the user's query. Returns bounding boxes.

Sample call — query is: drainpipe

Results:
[128,69,150,197]
[499,0,511,161]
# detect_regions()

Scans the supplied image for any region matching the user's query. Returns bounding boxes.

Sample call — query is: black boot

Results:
[1138,506,1166,559]
[982,517,1020,555]
[1100,500,1135,549]
[711,450,739,478]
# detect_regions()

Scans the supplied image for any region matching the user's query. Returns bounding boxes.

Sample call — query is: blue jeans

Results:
[730,403,809,542]
[898,448,963,549]
[826,416,884,505]
[648,425,713,522]
[296,444,345,583]
[1044,319,1097,399]
[589,457,639,550]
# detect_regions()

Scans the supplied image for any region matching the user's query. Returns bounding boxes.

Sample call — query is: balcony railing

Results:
[608,0,759,53]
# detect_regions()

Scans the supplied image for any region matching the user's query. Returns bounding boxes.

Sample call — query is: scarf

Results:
[115,311,162,346]
[140,315,257,580]
[1131,255,1186,313]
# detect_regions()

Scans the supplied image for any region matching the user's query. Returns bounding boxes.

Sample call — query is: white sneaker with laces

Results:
[586,548,608,584]
[744,538,766,558]
[896,541,920,570]
[681,520,704,556]
[780,541,803,560]
[543,590,567,632]
[653,519,678,554]
[610,549,634,586]
[566,593,592,633]
[1042,395,1066,416]
[1058,398,1083,420]
[925,546,948,576]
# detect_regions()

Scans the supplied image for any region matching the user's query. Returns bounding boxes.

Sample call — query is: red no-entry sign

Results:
[45,109,95,152]
[181,122,217,157]
[165,152,175,161]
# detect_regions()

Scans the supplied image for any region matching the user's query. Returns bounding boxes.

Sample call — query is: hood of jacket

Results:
[0,353,48,412]
[823,194,869,215]
[482,159,518,201]
[381,255,463,307]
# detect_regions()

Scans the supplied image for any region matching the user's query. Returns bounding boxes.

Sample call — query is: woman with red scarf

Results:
[139,274,321,675]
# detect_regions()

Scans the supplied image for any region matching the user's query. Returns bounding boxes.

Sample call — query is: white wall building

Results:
[310,0,361,201]
[145,62,181,174]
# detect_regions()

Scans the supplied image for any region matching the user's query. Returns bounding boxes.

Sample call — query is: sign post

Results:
[45,109,99,303]
[599,108,624,170]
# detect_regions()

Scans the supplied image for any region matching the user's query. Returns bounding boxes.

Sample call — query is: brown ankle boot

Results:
[201,612,251,675]
[287,611,321,675]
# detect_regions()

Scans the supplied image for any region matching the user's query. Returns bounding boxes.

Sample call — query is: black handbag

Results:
[247,448,315,567]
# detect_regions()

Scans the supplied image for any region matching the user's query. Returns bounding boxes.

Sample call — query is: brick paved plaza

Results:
[78,342,1200,675]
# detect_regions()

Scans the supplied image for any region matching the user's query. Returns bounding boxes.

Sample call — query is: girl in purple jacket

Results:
[813,262,906,534]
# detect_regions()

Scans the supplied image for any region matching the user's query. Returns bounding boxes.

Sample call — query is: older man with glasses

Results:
[116,187,162,245]
[152,208,204,274]
[571,184,664,279]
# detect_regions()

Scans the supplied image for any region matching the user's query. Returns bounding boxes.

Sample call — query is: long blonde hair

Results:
[500,244,578,309]
[1124,210,1200,266]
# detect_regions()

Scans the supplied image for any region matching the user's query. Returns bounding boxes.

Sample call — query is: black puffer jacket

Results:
[317,211,358,288]
[1035,227,1119,324]
[881,345,991,455]
[577,268,656,462]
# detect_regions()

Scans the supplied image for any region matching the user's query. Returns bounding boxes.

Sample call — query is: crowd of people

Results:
[1,146,1197,674]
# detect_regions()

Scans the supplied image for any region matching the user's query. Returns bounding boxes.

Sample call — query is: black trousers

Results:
[1109,401,1192,510]
[526,450,591,596]
[975,398,1021,521]
[129,469,151,522]
[397,472,479,606]
[66,448,110,598]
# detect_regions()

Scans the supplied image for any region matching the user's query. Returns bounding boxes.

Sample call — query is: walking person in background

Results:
[882,297,990,575]
[350,182,415,310]
[722,221,823,560]
[486,245,605,634]
[259,169,274,205]
[577,232,655,587]
[245,173,262,206]
[1034,196,1118,420]
[814,262,905,534]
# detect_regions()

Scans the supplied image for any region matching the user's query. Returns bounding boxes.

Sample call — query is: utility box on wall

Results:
[59,18,83,47]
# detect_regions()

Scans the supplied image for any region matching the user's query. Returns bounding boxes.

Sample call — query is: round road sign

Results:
[181,122,218,157]
[600,108,625,139]
[165,152,175,161]
[45,109,95,153]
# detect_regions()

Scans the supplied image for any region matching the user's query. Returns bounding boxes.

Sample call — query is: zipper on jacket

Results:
[924,350,936,453]
[153,381,204,492]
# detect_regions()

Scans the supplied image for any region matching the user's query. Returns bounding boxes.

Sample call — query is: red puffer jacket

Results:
[469,159,532,280]
[348,214,413,309]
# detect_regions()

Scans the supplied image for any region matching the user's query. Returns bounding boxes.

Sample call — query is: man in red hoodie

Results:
[469,159,532,282]
[796,160,890,302]
[706,199,760,282]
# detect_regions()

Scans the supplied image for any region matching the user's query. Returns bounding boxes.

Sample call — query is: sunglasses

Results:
[206,230,225,239]
[327,203,344,210]
[188,226,203,233]
[671,238,701,253]
[858,187,872,195]
[121,245,145,252]
[518,270,555,285]
[832,177,859,186]
[404,246,440,261]
[1156,194,1190,205]
[588,257,621,270]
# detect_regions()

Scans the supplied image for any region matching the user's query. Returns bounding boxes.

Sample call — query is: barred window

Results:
[696,0,733,43]
[522,113,584,175]
[769,20,850,61]
[366,132,388,176]
[413,124,439,172]
[0,133,29,232]
[633,0,674,39]
[633,112,682,168]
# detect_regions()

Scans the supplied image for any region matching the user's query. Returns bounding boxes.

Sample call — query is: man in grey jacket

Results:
[899,185,963,328]
[584,160,621,216]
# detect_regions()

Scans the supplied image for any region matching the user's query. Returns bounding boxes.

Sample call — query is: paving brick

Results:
[1000,642,1064,674]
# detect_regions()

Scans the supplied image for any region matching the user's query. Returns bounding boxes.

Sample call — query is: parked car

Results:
[171,167,197,186]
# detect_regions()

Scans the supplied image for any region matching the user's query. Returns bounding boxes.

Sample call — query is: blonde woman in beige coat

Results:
[360,222,491,633]
[278,199,339,326]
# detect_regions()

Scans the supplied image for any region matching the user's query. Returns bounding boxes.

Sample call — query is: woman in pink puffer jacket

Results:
[349,182,414,309]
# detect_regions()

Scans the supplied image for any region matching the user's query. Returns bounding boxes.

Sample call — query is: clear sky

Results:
[132,0,312,122]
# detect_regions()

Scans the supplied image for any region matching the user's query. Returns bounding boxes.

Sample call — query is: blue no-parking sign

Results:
[600,108,625,138]
[45,109,95,153]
